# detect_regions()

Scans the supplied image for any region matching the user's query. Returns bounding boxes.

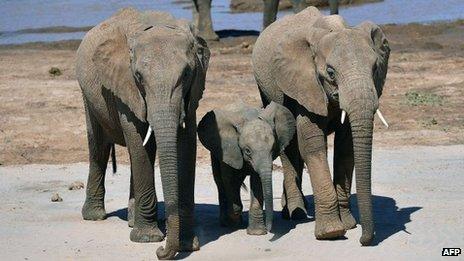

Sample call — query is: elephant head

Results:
[269,13,390,245]
[198,102,296,231]
[91,9,210,259]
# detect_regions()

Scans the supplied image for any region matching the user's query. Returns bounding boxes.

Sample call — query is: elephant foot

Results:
[81,200,106,221]
[180,235,200,251]
[340,208,357,230]
[127,198,135,228]
[130,226,164,243]
[199,30,219,41]
[314,214,346,240]
[247,225,267,236]
[281,205,307,220]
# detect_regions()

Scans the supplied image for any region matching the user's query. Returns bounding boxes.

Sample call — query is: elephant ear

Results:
[198,110,244,169]
[357,21,390,97]
[259,102,296,155]
[92,25,146,122]
[187,33,211,115]
[273,29,328,117]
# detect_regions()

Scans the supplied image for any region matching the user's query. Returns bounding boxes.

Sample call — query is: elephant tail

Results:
[111,144,117,174]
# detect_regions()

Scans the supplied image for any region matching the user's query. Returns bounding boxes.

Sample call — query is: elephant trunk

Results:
[347,98,376,246]
[340,75,378,246]
[259,166,274,231]
[150,106,180,260]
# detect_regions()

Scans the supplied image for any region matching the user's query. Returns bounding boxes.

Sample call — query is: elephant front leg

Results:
[127,172,135,228]
[177,116,200,251]
[297,115,345,239]
[280,134,307,220]
[121,118,163,243]
[247,172,267,235]
[220,163,245,228]
[192,0,219,41]
[263,0,279,29]
[82,104,111,221]
[334,124,356,230]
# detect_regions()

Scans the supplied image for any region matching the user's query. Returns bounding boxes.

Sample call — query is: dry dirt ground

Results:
[0,20,463,260]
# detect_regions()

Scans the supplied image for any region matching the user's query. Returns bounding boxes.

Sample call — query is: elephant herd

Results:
[76,6,390,260]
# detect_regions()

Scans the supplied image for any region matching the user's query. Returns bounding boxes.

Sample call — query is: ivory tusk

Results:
[341,110,346,124]
[376,109,389,128]
[142,126,153,146]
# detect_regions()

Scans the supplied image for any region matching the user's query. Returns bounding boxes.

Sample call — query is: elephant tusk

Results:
[341,110,346,124]
[142,126,153,146]
[376,109,389,128]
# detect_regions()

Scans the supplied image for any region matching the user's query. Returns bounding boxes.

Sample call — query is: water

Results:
[0,0,463,45]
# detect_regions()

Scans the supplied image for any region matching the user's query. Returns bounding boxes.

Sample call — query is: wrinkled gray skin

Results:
[198,102,295,235]
[252,7,390,245]
[76,8,210,260]
[192,0,338,40]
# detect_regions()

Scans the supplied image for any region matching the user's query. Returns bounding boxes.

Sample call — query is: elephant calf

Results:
[198,102,295,235]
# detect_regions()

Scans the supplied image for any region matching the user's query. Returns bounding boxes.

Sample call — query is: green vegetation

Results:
[405,91,443,106]
[49,67,62,76]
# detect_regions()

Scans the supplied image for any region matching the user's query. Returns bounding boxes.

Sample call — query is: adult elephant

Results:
[192,0,339,41]
[76,8,210,259]
[252,7,390,245]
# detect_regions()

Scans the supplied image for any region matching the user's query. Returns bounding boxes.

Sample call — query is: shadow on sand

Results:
[107,194,420,259]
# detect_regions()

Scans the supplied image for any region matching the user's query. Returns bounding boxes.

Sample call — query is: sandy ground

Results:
[0,20,463,260]
[1,145,463,260]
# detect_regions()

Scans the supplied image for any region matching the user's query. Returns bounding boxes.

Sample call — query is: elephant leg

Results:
[193,0,219,41]
[329,0,339,15]
[334,124,356,230]
[177,114,200,251]
[120,117,163,243]
[263,0,279,29]
[290,0,308,13]
[296,115,345,239]
[220,162,245,228]
[281,134,307,220]
[82,103,111,221]
[211,154,229,226]
[127,171,135,228]
[247,171,267,235]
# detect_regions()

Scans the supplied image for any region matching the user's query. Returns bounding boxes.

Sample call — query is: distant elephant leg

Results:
[329,0,339,15]
[334,123,356,230]
[82,102,111,221]
[281,134,307,220]
[247,171,267,235]
[220,163,245,227]
[263,0,279,29]
[290,0,308,13]
[120,116,163,243]
[193,0,219,41]
[127,171,135,228]
[211,154,229,226]
[177,115,200,251]
[297,115,345,239]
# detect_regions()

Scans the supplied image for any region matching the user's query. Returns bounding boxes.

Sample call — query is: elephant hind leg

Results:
[333,125,357,230]
[280,133,307,220]
[82,102,111,221]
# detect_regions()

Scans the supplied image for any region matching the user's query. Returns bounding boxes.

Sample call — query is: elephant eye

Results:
[243,147,252,156]
[326,66,336,80]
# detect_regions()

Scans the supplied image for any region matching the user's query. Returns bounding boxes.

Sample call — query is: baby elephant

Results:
[198,102,295,235]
